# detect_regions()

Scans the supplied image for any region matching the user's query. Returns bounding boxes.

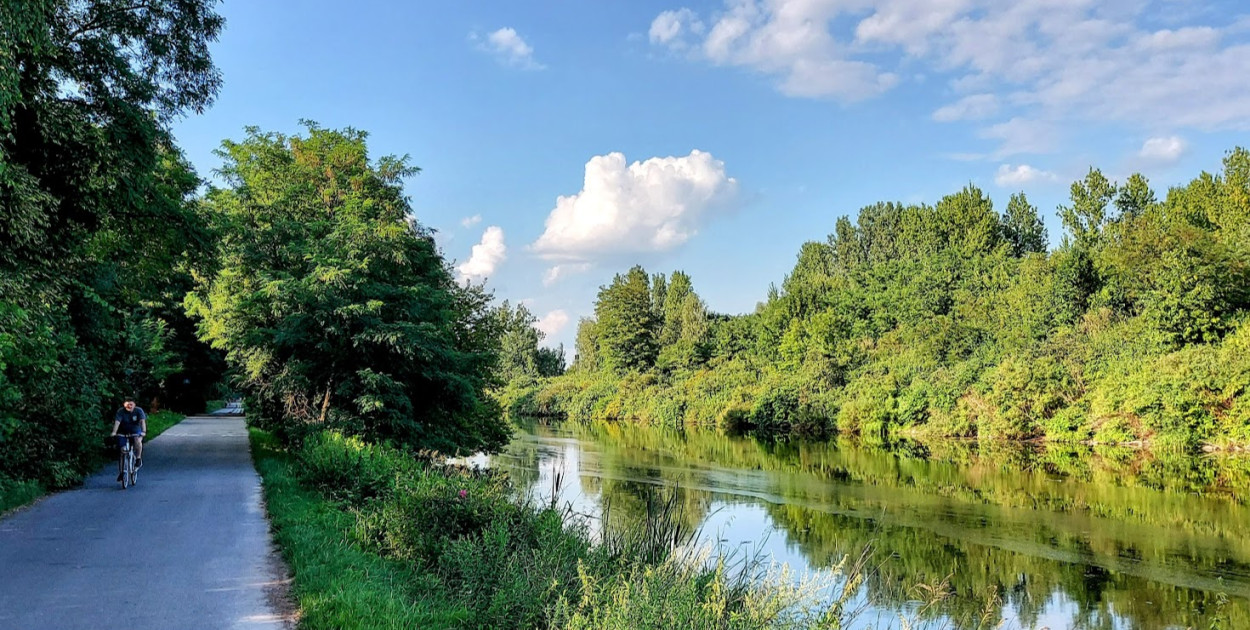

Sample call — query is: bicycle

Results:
[115,433,140,489]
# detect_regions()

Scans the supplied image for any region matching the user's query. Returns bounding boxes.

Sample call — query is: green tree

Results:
[1000,192,1048,256]
[936,184,1000,255]
[651,273,668,325]
[535,345,567,378]
[495,301,543,385]
[573,317,601,371]
[1,0,222,276]
[1060,168,1117,245]
[1116,173,1157,218]
[660,271,696,346]
[187,124,506,453]
[0,0,225,490]
[495,301,566,385]
[830,217,864,272]
[595,266,659,374]
[1213,147,1250,232]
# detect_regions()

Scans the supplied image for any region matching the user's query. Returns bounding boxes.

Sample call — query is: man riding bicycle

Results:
[110,397,147,482]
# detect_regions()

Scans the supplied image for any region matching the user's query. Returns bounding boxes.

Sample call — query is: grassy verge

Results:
[0,410,186,515]
[250,428,850,630]
[249,429,468,628]
[144,410,185,439]
[0,480,44,515]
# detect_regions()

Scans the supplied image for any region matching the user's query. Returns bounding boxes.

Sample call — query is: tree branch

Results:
[67,1,154,42]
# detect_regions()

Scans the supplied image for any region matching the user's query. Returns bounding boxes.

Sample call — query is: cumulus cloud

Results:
[457,226,506,281]
[535,310,570,339]
[994,164,1058,187]
[651,1,1250,152]
[474,27,544,70]
[530,150,739,262]
[543,263,592,287]
[461,214,482,228]
[1138,136,1188,164]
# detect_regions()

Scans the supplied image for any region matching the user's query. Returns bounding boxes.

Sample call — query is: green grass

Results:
[251,428,865,630]
[0,410,186,516]
[0,479,45,515]
[144,410,184,439]
[249,430,466,628]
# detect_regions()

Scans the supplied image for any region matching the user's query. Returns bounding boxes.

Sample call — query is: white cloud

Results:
[460,214,482,228]
[651,1,897,101]
[978,117,1060,158]
[457,226,506,281]
[543,263,592,287]
[651,8,704,46]
[530,150,739,262]
[1138,136,1188,164]
[994,163,1058,188]
[535,310,570,339]
[932,93,999,122]
[652,1,1250,153]
[474,27,544,70]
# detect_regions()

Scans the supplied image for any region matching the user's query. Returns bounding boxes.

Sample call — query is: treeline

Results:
[1,1,511,505]
[1,2,228,499]
[505,154,1250,449]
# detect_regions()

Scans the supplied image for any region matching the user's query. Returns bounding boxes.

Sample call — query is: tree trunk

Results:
[317,383,332,424]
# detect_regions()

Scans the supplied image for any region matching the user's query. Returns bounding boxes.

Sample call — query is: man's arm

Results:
[110,420,120,436]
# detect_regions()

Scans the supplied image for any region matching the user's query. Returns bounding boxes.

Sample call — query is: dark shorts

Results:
[116,433,143,449]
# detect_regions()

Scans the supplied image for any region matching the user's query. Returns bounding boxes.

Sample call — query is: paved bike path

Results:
[0,415,291,629]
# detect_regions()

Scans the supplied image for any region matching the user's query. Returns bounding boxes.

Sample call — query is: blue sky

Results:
[172,0,1250,352]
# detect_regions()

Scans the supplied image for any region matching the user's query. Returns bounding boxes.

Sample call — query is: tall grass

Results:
[255,429,892,629]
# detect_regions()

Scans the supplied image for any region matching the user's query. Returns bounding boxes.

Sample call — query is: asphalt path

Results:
[0,413,291,630]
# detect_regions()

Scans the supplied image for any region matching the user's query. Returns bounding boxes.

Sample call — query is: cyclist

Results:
[110,397,147,482]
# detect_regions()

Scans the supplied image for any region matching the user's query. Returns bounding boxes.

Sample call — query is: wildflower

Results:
[458,489,468,499]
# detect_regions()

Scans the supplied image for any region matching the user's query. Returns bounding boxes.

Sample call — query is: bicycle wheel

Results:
[121,448,132,490]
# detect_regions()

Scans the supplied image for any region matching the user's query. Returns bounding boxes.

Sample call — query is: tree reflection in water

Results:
[482,419,1250,629]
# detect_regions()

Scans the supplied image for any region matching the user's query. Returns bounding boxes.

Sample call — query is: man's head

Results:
[124,398,136,411]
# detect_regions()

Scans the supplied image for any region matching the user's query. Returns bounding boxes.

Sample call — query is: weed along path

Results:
[0,414,292,630]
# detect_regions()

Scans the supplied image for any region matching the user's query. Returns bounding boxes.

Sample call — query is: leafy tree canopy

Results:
[188,123,507,454]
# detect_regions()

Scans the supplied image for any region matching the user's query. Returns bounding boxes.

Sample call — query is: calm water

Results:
[475,420,1250,630]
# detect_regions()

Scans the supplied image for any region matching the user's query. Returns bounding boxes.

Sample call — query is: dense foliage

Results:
[1,3,509,504]
[0,0,227,497]
[514,155,1250,449]
[187,124,509,454]
[494,301,565,386]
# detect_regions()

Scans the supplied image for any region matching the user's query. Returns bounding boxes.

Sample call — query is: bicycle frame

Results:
[117,434,138,489]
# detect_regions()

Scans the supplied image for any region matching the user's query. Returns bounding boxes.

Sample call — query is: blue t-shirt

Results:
[115,407,147,433]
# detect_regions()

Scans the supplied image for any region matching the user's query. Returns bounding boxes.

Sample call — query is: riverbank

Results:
[0,410,185,515]
[250,428,874,630]
[500,313,1250,452]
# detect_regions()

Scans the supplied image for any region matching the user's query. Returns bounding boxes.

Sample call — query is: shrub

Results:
[297,432,406,504]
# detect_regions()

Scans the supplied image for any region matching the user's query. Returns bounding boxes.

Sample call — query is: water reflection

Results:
[480,419,1250,629]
